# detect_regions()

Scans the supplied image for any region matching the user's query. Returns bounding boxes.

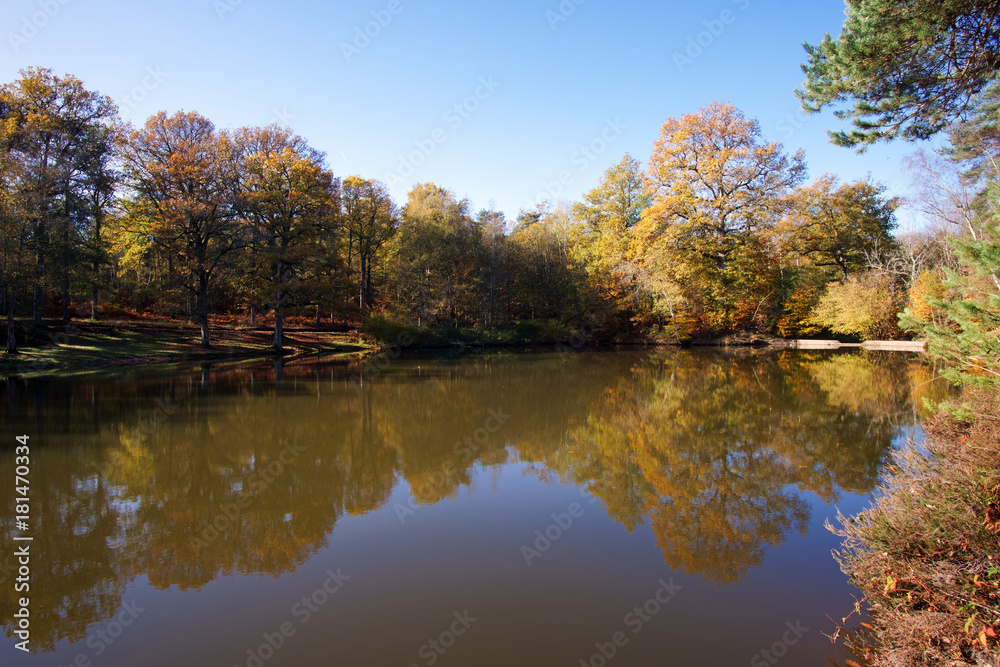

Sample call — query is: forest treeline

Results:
[0,67,975,351]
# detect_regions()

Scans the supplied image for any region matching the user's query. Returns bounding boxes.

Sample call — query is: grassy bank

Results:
[357,313,795,348]
[359,314,601,348]
[0,319,372,376]
[1,314,781,377]
[831,388,1000,665]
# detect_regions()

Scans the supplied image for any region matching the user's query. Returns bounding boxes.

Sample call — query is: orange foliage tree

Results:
[120,112,242,348]
[637,103,806,333]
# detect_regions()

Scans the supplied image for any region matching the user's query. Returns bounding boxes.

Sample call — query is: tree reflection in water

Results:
[0,350,943,651]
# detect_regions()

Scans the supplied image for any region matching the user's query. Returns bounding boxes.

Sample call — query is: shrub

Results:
[810,271,905,339]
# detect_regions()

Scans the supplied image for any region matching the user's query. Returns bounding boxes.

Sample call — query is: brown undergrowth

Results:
[830,388,1000,666]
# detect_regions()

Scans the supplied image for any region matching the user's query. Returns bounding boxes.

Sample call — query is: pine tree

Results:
[798,0,1000,148]
[901,186,1000,388]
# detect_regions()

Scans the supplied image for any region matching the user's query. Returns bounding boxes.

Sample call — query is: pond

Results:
[0,349,939,666]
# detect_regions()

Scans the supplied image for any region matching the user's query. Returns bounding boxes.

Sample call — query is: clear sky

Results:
[1,0,934,229]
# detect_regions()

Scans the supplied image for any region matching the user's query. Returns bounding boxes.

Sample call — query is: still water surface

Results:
[0,349,940,666]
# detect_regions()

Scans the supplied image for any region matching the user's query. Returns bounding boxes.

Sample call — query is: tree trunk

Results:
[668,302,682,345]
[189,292,198,325]
[197,271,210,348]
[359,252,368,322]
[366,262,373,312]
[91,211,102,321]
[61,272,70,324]
[32,285,42,326]
[5,286,17,354]
[32,219,45,327]
[32,262,43,327]
[273,259,285,351]
[61,176,73,324]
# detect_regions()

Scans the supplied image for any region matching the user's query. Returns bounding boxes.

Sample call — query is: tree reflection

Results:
[545,351,927,583]
[0,350,934,650]
[0,456,126,653]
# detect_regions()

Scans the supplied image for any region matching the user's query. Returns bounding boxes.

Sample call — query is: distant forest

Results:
[0,68,973,349]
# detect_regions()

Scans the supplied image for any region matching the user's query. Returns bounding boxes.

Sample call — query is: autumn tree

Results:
[1,102,26,352]
[572,154,650,322]
[228,125,340,350]
[78,125,119,321]
[120,111,240,348]
[572,153,649,263]
[776,284,823,338]
[798,0,1000,148]
[0,68,119,325]
[473,207,513,330]
[780,175,899,280]
[810,270,905,339]
[390,183,483,326]
[907,268,949,326]
[638,103,806,332]
[0,162,32,353]
[510,203,589,324]
[342,176,398,319]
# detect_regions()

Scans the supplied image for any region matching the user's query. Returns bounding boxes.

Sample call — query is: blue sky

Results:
[2,0,934,229]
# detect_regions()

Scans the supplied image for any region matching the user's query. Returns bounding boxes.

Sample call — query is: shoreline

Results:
[2,319,925,377]
[0,320,374,377]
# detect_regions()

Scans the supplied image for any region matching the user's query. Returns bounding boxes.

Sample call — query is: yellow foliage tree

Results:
[810,271,904,339]
[777,285,823,338]
[907,268,946,324]
[637,103,806,333]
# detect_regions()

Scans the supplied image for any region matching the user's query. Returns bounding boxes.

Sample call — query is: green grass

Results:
[359,313,582,348]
